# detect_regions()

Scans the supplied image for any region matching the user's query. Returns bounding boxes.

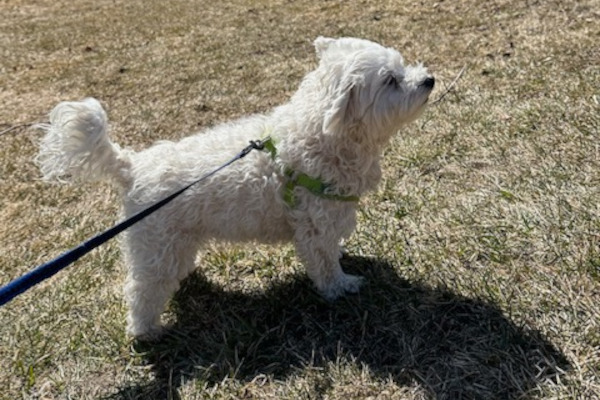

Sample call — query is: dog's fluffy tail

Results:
[36,98,132,187]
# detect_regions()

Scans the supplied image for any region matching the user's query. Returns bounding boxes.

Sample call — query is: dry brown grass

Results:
[1,0,599,399]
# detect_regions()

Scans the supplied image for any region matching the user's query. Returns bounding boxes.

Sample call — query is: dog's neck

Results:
[316,124,387,195]
[272,116,387,196]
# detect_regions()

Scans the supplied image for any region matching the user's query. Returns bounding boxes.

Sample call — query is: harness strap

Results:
[262,137,359,207]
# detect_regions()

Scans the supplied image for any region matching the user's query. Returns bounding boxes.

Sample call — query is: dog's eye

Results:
[386,75,401,88]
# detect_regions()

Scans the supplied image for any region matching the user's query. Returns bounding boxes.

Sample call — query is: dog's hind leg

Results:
[124,273,178,339]
[122,230,198,339]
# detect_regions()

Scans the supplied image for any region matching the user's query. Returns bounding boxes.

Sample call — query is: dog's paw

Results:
[127,323,165,342]
[320,273,365,300]
[136,329,165,343]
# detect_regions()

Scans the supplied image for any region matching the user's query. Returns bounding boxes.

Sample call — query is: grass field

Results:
[1,0,599,398]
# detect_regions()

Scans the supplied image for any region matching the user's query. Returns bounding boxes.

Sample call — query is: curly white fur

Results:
[36,37,434,339]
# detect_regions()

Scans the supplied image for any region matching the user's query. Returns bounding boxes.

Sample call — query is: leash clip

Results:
[250,136,270,151]
[242,136,271,157]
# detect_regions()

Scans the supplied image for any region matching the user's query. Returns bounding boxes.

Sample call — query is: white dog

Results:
[36,37,434,339]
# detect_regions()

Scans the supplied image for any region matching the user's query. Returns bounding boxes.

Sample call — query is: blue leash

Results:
[0,138,269,306]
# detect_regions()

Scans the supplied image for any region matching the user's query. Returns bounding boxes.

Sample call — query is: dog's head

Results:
[313,37,434,143]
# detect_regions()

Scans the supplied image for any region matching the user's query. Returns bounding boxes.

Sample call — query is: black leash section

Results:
[0,137,269,306]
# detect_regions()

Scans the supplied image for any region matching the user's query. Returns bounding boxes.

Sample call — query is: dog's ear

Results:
[323,72,357,134]
[315,37,378,61]
[314,36,336,60]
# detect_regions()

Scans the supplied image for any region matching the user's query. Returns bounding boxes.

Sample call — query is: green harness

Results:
[261,137,360,208]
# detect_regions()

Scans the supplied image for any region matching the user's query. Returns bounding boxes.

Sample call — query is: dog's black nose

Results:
[422,76,435,89]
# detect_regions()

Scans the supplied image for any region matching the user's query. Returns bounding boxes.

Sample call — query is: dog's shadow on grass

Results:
[112,256,569,399]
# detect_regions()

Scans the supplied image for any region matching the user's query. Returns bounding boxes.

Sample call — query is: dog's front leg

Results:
[293,211,363,300]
